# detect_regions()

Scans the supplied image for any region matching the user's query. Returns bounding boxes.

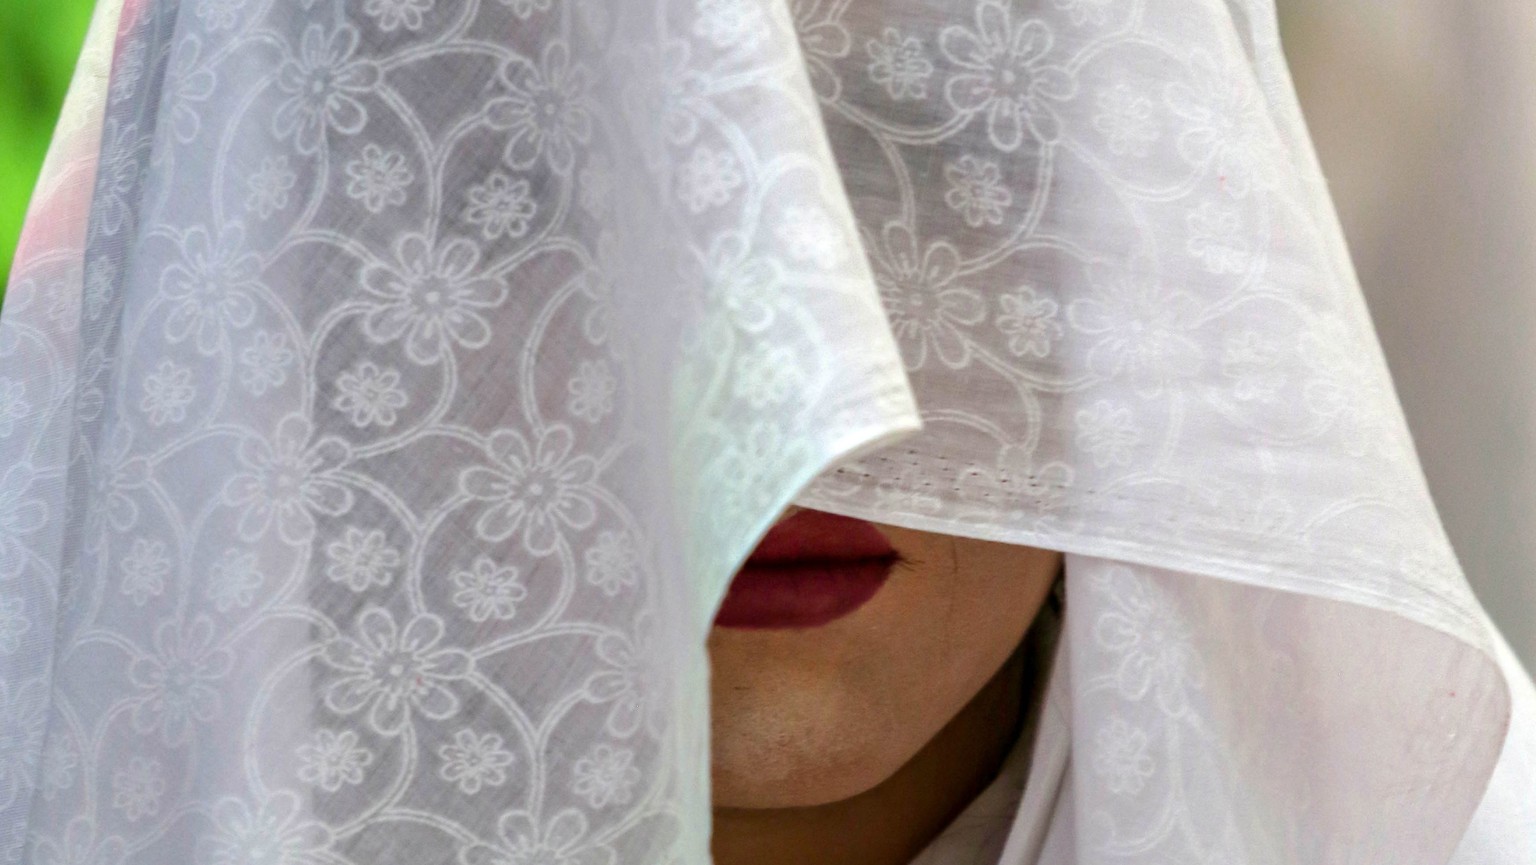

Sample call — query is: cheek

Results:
[940,541,1061,674]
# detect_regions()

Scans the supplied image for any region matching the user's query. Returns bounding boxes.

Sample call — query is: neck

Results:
[711,647,1028,865]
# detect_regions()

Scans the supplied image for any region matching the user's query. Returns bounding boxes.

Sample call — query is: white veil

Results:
[0,1,1531,863]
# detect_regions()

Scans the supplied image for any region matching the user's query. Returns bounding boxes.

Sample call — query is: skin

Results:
[709,506,1063,865]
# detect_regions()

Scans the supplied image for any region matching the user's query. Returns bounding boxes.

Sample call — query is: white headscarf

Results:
[1,1,1532,864]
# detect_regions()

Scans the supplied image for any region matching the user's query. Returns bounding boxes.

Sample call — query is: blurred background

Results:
[2,2,1535,666]
[0,0,94,288]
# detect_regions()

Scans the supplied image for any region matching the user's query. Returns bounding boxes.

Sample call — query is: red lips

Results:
[713,509,898,629]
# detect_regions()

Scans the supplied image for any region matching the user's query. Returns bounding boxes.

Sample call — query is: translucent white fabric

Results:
[0,1,1532,865]
[1283,0,1536,667]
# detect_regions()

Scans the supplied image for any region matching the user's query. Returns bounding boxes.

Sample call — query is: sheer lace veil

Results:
[0,1,1532,863]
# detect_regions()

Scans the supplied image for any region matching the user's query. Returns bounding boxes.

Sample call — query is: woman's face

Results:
[707,506,1062,808]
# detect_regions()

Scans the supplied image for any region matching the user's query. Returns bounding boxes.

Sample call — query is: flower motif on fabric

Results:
[572,744,640,808]
[583,620,664,740]
[360,233,508,365]
[693,0,768,51]
[460,809,616,865]
[567,360,617,423]
[575,268,615,347]
[1165,51,1277,197]
[584,531,640,597]
[42,271,78,325]
[705,423,815,549]
[1074,401,1140,468]
[206,548,262,612]
[82,259,117,324]
[451,556,528,622]
[0,378,28,438]
[1067,270,1202,397]
[322,608,472,736]
[345,143,414,213]
[0,596,28,655]
[0,306,23,360]
[866,27,934,100]
[438,729,516,795]
[465,172,537,240]
[676,145,743,213]
[296,728,374,792]
[0,678,46,808]
[120,537,171,606]
[868,223,986,370]
[274,24,380,155]
[621,40,707,160]
[944,155,1013,227]
[732,344,806,409]
[169,36,217,142]
[141,359,195,426]
[325,526,401,591]
[365,0,434,32]
[1093,80,1159,157]
[995,285,1061,358]
[1299,319,1369,424]
[30,816,126,865]
[1299,318,1392,456]
[1052,0,1113,27]
[201,790,333,865]
[497,0,553,19]
[1091,717,1154,795]
[0,467,46,568]
[1185,201,1250,275]
[97,120,142,236]
[246,157,296,219]
[196,0,241,31]
[240,330,295,396]
[459,425,599,556]
[776,205,846,268]
[565,361,617,427]
[790,0,853,99]
[940,1,1076,149]
[110,35,147,104]
[39,735,78,800]
[128,617,235,745]
[222,413,354,545]
[160,224,260,355]
[701,232,783,333]
[486,42,594,174]
[1220,331,1286,403]
[84,430,149,545]
[333,360,409,428]
[111,756,166,821]
[1093,567,1206,716]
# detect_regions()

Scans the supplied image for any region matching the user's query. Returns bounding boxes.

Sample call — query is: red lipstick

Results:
[713,509,898,629]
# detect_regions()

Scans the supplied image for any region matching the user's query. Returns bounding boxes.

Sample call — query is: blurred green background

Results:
[0,0,96,294]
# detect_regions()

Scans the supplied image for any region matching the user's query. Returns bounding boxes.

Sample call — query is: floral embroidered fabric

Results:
[0,0,1532,863]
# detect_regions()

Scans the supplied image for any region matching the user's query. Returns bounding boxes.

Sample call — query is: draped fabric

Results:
[1283,0,1536,668]
[0,0,1531,864]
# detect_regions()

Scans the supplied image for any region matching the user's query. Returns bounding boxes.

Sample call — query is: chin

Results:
[711,732,909,810]
[708,671,923,809]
